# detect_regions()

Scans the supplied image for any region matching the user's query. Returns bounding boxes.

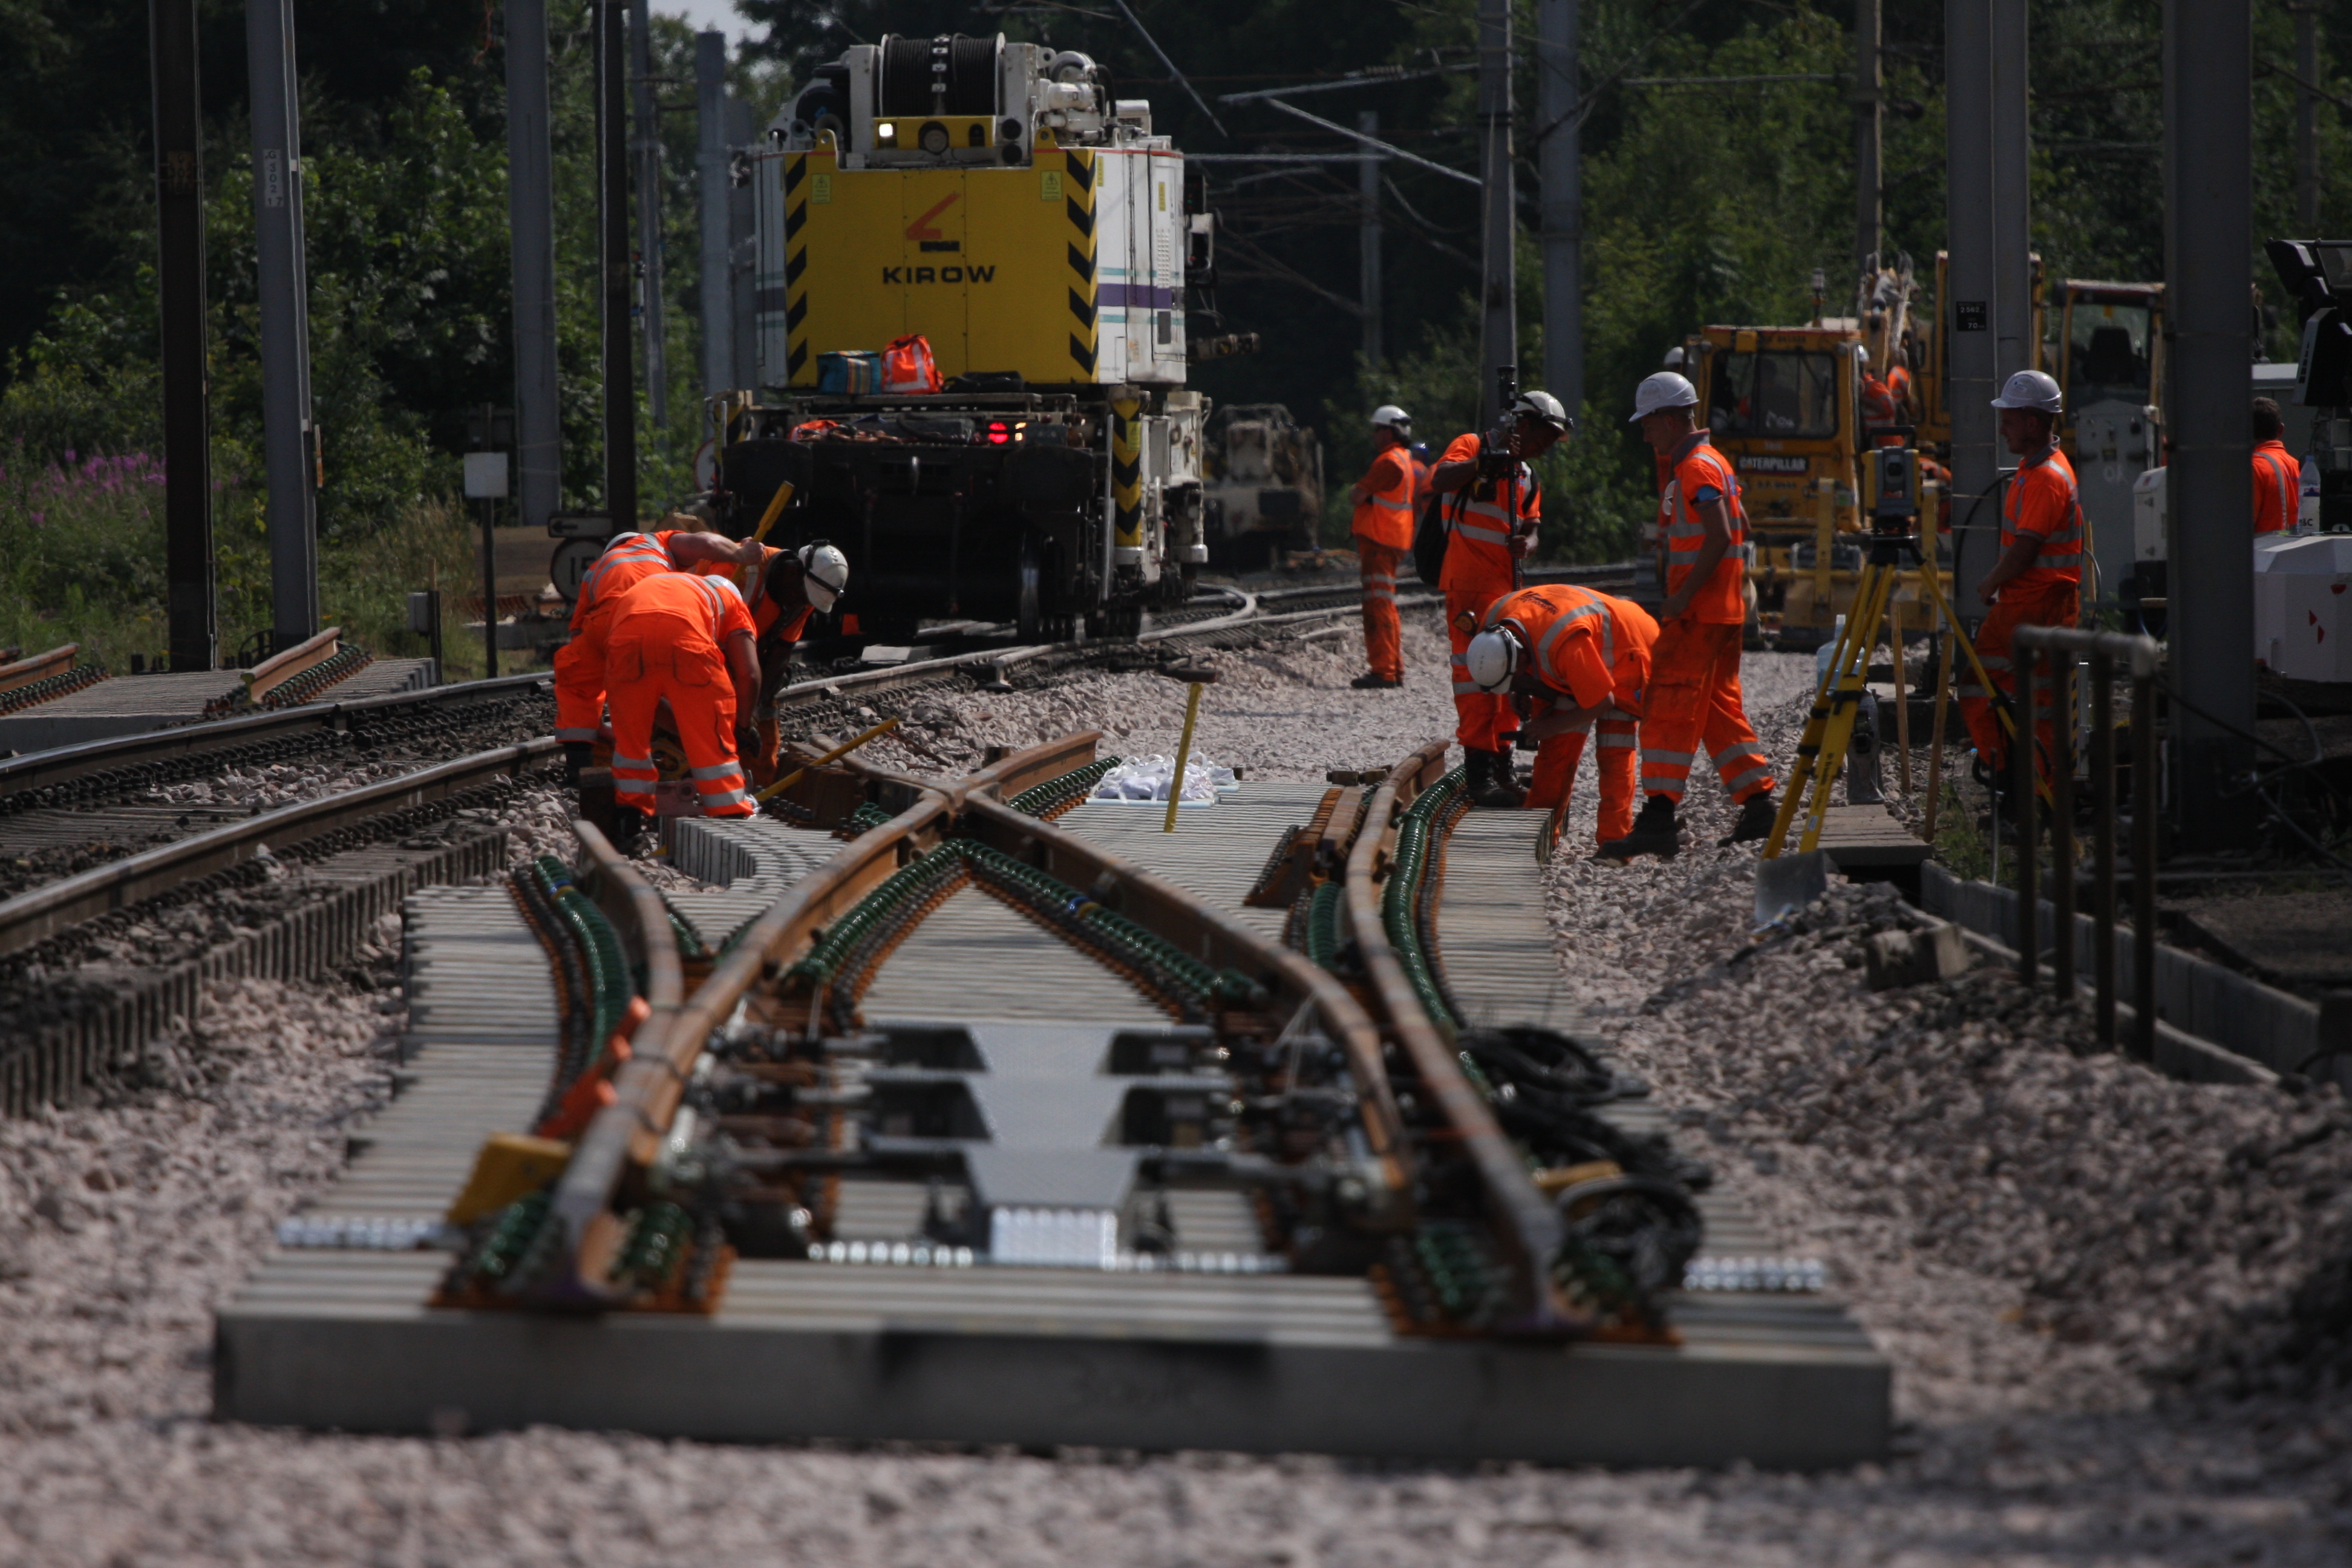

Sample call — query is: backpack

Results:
[881,335,944,394]
[1411,488,1450,586]
[816,351,882,395]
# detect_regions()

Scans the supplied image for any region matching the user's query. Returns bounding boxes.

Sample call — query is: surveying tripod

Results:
[1761,445,2030,860]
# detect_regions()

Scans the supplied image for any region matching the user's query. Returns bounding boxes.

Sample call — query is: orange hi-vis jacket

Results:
[1481,584,1656,716]
[1351,444,1417,551]
[552,530,681,743]
[1659,431,1751,623]
[2253,439,2301,535]
[694,544,814,642]
[2002,444,2085,592]
[606,572,758,818]
[1437,431,1540,595]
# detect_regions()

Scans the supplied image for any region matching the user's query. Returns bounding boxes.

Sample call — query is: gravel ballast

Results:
[2,607,2348,1564]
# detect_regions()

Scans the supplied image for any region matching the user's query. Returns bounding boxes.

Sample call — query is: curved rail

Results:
[1344,738,1578,1333]
[0,737,558,959]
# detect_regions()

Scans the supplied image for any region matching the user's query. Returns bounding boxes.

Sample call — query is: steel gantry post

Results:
[507,0,564,537]
[2163,0,2256,851]
[1854,0,1880,279]
[1537,0,1582,408]
[246,0,318,650]
[151,0,214,671]
[598,0,639,529]
[1359,110,1383,368]
[697,30,733,394]
[630,0,667,430]
[1477,0,1517,428]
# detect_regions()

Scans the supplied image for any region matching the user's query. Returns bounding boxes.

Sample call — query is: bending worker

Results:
[553,520,765,780]
[2253,397,2301,534]
[606,569,762,835]
[1962,369,2083,817]
[1602,372,1776,858]
[1465,583,1657,848]
[696,541,850,783]
[1348,403,1417,690]
[1427,390,1575,807]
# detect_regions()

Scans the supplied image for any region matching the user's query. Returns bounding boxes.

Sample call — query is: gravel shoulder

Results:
[1,613,2347,1566]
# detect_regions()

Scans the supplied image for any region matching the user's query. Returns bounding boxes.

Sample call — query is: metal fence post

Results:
[2014,650,2037,989]
[2091,652,2116,1048]
[2048,647,2076,998]
[2132,671,2158,1060]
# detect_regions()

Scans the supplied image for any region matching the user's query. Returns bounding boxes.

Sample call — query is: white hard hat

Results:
[799,542,849,612]
[1370,403,1412,433]
[1511,390,1573,434]
[1662,346,1685,369]
[1990,368,2063,413]
[1630,371,1699,422]
[1465,627,1523,692]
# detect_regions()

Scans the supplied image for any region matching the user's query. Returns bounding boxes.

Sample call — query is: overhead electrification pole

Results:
[247,0,318,649]
[507,0,563,536]
[727,97,758,390]
[1476,0,1517,428]
[1854,0,1881,280]
[697,30,733,394]
[630,1,667,429]
[2296,4,2320,230]
[1989,0,2031,393]
[599,0,639,529]
[2163,0,2255,851]
[151,0,214,671]
[1359,110,1383,368]
[1537,0,1581,407]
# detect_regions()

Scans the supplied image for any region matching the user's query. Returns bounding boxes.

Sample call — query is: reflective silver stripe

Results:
[2259,450,2297,524]
[689,761,742,780]
[612,754,656,771]
[1532,595,1612,681]
[1955,685,1991,699]
[1711,742,1765,767]
[1596,732,1636,748]
[1722,763,1772,794]
[1452,680,1485,695]
[697,786,750,808]
[1641,748,1696,766]
[1452,521,1512,546]
[1365,590,1396,604]
[1976,655,2011,671]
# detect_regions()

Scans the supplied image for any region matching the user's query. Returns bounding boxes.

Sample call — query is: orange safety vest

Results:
[2002,445,2085,589]
[2253,440,2301,535]
[1437,430,1540,591]
[1351,444,1417,550]
[1660,431,1751,624]
[611,569,756,653]
[694,544,814,640]
[569,531,680,635]
[1481,584,1656,713]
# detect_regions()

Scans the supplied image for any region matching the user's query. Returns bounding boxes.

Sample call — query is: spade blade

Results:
[1754,850,1829,925]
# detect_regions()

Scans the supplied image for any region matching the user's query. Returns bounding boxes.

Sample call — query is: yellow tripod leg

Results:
[1796,563,1897,854]
[1762,566,1885,858]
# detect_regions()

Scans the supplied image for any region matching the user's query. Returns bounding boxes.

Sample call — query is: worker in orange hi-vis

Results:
[1601,371,1777,860]
[2252,397,2302,535]
[604,571,762,840]
[1425,390,1575,806]
[1464,583,1658,848]
[1961,369,2085,822]
[693,541,851,785]
[1348,405,1418,689]
[552,520,765,782]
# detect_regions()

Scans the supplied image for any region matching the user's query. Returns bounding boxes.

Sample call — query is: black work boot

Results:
[1466,748,1526,808]
[1723,791,1777,844]
[561,742,593,785]
[612,804,652,855]
[1597,794,1681,860]
[1350,671,1403,690]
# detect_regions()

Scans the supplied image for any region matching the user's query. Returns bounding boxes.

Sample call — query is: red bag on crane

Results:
[881,335,943,394]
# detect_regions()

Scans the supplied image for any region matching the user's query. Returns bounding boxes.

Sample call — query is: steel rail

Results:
[540,730,1416,1306]
[1343,737,1580,1333]
[0,672,555,799]
[0,737,558,959]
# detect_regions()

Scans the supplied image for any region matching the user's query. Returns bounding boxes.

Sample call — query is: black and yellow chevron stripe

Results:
[1111,387,1143,548]
[1064,148,1097,378]
[783,154,811,382]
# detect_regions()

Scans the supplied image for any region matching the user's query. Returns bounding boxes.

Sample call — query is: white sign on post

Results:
[463,451,510,500]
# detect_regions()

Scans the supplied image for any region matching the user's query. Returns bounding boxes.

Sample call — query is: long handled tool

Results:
[754,716,900,804]
[1154,663,1220,833]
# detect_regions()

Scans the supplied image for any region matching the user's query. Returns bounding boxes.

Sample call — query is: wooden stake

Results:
[1888,592,1911,795]
[1923,620,1952,841]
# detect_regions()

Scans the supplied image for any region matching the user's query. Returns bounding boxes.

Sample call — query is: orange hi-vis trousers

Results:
[605,619,755,819]
[1446,576,1514,751]
[1960,577,2080,780]
[1525,710,1641,845]
[552,624,615,744]
[1357,539,1405,681]
[1638,619,1774,805]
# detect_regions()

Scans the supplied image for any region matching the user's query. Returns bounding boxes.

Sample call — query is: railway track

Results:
[216,704,1887,1465]
[0,566,1637,1117]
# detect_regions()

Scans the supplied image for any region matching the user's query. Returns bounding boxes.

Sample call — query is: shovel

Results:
[1753,849,1829,926]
